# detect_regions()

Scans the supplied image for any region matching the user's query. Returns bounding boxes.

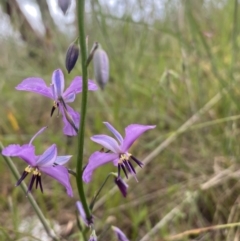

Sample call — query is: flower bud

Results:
[93,48,109,90]
[88,231,97,241]
[115,177,128,197]
[65,42,79,73]
[58,0,71,14]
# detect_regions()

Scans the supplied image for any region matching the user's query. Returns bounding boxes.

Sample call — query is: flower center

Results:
[118,153,132,164]
[25,165,41,176]
[16,165,44,194]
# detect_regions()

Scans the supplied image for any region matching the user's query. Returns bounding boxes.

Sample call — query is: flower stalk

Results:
[76,0,91,220]
[89,172,116,210]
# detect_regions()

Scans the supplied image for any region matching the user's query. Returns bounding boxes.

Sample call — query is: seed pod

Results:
[93,48,109,90]
[58,0,71,15]
[65,42,79,73]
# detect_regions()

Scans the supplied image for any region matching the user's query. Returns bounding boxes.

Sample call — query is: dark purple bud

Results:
[58,0,71,14]
[115,177,128,197]
[65,42,79,73]
[112,226,130,241]
[93,48,109,90]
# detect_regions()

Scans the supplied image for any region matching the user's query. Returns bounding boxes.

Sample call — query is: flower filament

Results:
[117,153,143,180]
[16,165,43,193]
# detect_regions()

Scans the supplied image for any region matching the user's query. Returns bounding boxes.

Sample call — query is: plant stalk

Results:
[76,0,91,220]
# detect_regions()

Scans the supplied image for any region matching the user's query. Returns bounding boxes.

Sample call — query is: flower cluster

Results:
[2,52,155,239]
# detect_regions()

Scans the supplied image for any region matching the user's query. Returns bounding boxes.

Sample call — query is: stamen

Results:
[36,175,43,193]
[16,171,29,186]
[127,161,136,174]
[123,160,132,173]
[121,164,128,179]
[25,165,33,173]
[50,106,56,117]
[117,165,121,179]
[27,175,36,193]
[131,156,144,168]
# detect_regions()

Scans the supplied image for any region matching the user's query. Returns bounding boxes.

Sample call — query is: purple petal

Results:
[76,201,87,226]
[55,155,72,165]
[59,104,80,136]
[52,69,65,98]
[112,226,130,241]
[121,124,156,152]
[88,233,97,241]
[2,144,36,166]
[64,92,75,103]
[29,126,48,145]
[63,77,98,101]
[40,165,73,197]
[91,135,121,153]
[83,151,118,183]
[36,144,57,167]
[16,77,52,99]
[103,122,123,144]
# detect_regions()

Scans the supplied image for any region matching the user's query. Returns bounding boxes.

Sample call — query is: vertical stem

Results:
[0,143,59,241]
[76,0,91,219]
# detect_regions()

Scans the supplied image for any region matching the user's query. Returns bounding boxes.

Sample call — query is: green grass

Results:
[1,0,240,240]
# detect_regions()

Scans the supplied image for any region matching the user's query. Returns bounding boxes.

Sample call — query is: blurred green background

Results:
[1,0,240,240]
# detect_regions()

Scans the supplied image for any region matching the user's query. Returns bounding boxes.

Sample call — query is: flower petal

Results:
[112,226,130,241]
[36,144,57,167]
[63,77,98,102]
[15,78,52,99]
[91,135,121,153]
[40,165,73,197]
[76,201,87,226]
[55,155,72,165]
[52,69,65,98]
[64,92,75,103]
[2,144,36,166]
[59,104,80,136]
[83,151,118,183]
[121,124,156,152]
[103,122,123,145]
[29,126,48,145]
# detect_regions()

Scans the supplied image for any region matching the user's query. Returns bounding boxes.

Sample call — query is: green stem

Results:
[76,0,91,220]
[89,173,116,210]
[0,143,59,241]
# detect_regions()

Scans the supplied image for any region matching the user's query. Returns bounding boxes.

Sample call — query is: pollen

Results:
[24,166,41,176]
[118,153,132,164]
[53,101,58,108]
[25,166,33,173]
[33,168,41,176]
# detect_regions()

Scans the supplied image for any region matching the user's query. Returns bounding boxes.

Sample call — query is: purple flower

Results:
[2,127,73,196]
[112,226,129,241]
[76,201,93,226]
[115,176,128,197]
[16,69,98,136]
[83,122,156,183]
